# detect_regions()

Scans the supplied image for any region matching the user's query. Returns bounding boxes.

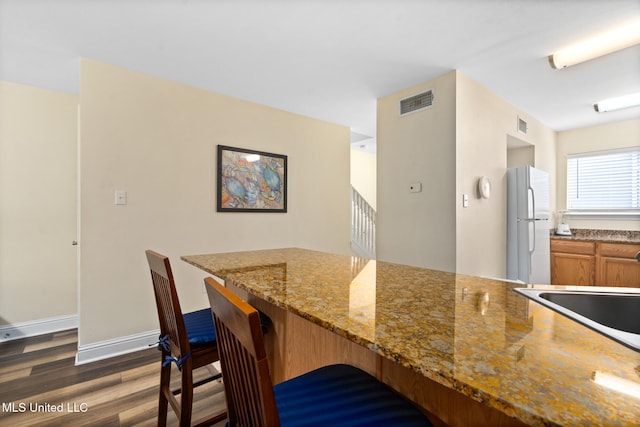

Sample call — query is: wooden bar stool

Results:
[204,276,433,427]
[146,250,227,427]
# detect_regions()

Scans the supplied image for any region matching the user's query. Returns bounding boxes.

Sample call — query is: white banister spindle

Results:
[351,186,376,259]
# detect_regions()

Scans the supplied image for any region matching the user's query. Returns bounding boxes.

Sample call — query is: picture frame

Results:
[217,145,287,212]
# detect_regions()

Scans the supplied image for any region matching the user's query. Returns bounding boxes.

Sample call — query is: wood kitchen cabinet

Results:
[597,242,640,287]
[550,239,640,288]
[550,240,595,286]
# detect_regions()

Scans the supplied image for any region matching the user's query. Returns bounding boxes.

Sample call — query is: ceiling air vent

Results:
[400,90,434,116]
[517,116,528,135]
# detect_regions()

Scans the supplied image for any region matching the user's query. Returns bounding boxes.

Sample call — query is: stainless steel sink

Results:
[514,287,640,352]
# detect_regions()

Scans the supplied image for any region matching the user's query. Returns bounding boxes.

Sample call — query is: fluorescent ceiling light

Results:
[594,92,640,112]
[549,20,640,69]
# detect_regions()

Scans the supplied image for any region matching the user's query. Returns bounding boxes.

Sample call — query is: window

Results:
[567,147,640,212]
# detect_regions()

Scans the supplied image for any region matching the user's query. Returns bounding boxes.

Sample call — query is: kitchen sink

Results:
[514,287,640,352]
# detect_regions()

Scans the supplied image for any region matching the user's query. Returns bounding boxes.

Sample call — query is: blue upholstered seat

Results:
[184,307,271,346]
[183,308,217,346]
[274,364,431,427]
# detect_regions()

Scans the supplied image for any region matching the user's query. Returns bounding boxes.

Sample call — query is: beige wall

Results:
[377,71,457,271]
[79,59,351,346]
[556,118,640,231]
[377,71,556,278]
[0,81,78,326]
[350,149,377,209]
[455,72,556,278]
[4,61,636,350]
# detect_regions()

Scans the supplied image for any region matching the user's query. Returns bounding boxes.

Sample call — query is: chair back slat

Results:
[205,277,280,427]
[146,250,190,357]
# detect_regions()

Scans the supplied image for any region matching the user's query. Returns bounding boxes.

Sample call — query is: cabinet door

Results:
[597,257,640,287]
[550,253,595,286]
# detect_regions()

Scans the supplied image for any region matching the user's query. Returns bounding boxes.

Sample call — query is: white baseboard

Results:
[75,329,160,366]
[0,314,78,342]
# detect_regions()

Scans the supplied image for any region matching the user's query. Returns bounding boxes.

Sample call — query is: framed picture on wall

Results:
[216,145,287,212]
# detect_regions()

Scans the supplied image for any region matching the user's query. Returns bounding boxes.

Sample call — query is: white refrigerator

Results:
[507,165,550,284]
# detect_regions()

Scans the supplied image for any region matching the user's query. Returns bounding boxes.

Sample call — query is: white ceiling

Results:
[2,0,639,149]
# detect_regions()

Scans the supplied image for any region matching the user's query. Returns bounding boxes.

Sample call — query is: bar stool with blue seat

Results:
[204,276,434,427]
[146,250,227,427]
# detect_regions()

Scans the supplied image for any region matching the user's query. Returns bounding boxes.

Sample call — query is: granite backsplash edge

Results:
[550,228,640,243]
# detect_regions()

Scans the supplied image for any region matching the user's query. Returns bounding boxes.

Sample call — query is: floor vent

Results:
[400,90,434,115]
[517,116,528,135]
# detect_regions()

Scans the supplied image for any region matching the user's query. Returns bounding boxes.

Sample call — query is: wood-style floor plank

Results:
[24,333,77,353]
[0,329,227,426]
[0,343,77,375]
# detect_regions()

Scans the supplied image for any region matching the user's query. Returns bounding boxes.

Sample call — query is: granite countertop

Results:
[551,228,640,243]
[183,248,640,427]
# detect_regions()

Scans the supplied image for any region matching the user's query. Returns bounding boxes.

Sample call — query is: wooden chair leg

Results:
[157,353,171,426]
[180,360,194,427]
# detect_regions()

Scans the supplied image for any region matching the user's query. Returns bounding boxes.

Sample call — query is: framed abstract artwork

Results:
[217,145,287,212]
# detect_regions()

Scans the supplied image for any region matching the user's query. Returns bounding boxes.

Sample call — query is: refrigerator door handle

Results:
[529,186,535,221]
[529,187,536,254]
[529,220,535,254]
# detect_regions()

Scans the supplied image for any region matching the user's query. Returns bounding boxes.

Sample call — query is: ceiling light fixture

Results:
[549,20,640,69]
[594,92,640,112]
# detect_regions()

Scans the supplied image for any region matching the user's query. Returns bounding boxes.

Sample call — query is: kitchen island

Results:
[183,248,639,426]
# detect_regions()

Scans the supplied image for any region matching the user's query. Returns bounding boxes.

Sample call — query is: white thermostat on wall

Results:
[478,176,491,199]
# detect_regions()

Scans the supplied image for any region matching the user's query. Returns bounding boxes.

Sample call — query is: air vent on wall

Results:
[517,116,528,135]
[400,90,434,116]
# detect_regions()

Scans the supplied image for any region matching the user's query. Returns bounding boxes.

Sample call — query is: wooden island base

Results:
[231,283,527,427]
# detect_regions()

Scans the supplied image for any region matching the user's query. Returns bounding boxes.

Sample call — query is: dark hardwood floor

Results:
[0,329,227,426]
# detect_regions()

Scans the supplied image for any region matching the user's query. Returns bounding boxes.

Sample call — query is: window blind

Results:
[567,147,640,211]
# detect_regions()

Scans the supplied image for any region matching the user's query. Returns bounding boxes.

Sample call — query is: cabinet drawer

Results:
[550,239,595,255]
[598,242,640,259]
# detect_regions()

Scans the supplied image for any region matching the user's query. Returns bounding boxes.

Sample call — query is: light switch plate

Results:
[463,194,469,208]
[115,190,127,205]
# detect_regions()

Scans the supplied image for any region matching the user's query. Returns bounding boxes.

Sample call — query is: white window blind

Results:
[567,147,640,211]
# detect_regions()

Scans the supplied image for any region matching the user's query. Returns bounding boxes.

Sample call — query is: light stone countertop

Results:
[183,248,640,427]
[551,228,640,243]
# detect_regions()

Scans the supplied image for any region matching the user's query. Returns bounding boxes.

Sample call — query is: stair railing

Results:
[351,186,376,259]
